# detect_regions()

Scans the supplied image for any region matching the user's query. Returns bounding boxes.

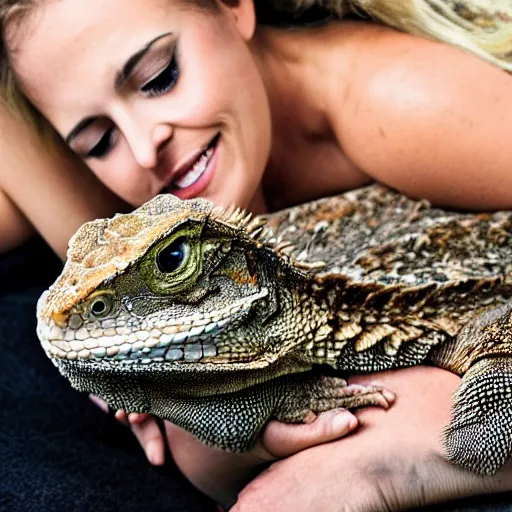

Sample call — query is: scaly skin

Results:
[37,185,512,475]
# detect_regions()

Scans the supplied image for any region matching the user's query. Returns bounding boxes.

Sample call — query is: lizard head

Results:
[37,194,306,397]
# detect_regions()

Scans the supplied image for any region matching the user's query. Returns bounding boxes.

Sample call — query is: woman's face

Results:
[12,0,271,209]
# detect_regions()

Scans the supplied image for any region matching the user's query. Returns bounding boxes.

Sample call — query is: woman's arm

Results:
[331,24,512,210]
[0,187,34,254]
[0,105,126,258]
[169,367,512,510]
[167,408,358,507]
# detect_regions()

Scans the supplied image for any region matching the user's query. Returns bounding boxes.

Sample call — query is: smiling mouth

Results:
[167,133,220,191]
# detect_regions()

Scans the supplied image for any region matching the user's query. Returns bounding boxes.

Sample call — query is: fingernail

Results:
[333,411,357,431]
[115,410,126,421]
[128,412,140,424]
[147,440,164,466]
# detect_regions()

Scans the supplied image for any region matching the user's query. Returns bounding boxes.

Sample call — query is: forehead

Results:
[10,0,191,125]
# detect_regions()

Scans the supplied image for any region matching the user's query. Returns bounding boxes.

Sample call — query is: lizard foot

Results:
[444,356,512,475]
[274,374,395,423]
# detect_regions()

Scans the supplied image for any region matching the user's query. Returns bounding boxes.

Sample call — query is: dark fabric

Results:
[0,238,511,511]
[0,238,215,512]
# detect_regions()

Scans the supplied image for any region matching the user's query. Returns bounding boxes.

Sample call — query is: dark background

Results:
[0,238,510,511]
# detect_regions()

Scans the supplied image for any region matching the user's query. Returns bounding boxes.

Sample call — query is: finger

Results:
[261,409,358,459]
[88,394,109,413]
[114,409,129,424]
[127,412,151,424]
[131,418,167,466]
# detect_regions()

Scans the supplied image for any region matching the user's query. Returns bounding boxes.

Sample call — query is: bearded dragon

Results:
[37,185,512,475]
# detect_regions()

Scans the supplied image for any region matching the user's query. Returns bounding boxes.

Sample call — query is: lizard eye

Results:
[156,237,189,274]
[89,294,114,318]
[139,224,203,295]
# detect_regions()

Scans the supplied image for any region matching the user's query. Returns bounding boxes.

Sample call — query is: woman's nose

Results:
[128,123,173,170]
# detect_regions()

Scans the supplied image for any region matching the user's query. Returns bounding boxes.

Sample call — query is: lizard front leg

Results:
[274,373,396,423]
[157,372,394,451]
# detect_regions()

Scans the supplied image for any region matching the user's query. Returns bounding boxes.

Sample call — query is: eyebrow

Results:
[65,32,172,145]
[115,32,173,89]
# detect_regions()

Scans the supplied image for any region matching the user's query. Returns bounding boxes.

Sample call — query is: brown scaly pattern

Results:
[41,196,214,323]
[37,185,512,475]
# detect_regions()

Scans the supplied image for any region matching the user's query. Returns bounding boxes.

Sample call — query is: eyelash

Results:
[87,128,114,159]
[85,45,179,160]
[141,49,179,97]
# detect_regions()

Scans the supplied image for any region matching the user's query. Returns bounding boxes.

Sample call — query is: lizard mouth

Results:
[40,288,269,366]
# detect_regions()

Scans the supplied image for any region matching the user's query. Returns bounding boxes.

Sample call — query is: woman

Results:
[1,0,512,509]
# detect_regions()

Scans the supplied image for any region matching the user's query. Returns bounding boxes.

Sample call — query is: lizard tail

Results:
[444,357,512,475]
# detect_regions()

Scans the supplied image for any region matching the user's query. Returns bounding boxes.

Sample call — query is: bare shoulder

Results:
[326,22,512,210]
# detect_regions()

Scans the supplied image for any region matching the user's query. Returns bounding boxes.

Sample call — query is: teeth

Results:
[174,146,214,189]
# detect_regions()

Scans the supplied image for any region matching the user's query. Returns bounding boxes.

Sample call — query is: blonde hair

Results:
[282,0,512,72]
[0,1,53,135]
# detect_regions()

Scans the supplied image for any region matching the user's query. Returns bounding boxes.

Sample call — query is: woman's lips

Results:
[162,134,220,199]
[174,143,215,189]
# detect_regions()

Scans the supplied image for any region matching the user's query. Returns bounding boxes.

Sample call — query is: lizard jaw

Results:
[39,287,270,366]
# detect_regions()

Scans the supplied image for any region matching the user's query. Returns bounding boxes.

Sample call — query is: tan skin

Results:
[2,0,512,508]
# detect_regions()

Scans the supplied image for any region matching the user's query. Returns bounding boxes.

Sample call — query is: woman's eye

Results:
[141,54,179,97]
[86,128,114,159]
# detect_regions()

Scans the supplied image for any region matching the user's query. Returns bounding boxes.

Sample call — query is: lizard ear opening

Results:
[87,291,116,319]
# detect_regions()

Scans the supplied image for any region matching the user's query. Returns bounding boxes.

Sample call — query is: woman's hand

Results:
[90,392,359,495]
[167,407,359,508]
[233,367,512,511]
[89,396,168,466]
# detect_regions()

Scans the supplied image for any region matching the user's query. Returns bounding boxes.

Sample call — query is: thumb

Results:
[261,409,358,459]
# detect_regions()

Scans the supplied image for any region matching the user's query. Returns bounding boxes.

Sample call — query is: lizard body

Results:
[37,185,512,475]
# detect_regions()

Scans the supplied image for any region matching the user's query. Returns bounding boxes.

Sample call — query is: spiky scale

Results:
[36,185,512,474]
